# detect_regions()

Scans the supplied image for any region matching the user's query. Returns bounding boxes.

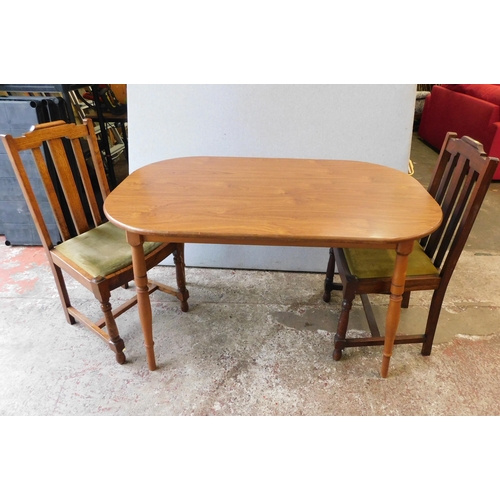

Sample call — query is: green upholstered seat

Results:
[55,222,163,278]
[344,241,439,280]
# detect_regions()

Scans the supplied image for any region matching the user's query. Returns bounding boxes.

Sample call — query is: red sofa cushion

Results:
[419,85,500,152]
[441,84,500,107]
[421,84,500,180]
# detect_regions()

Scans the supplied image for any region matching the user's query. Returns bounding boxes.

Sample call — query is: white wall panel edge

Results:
[127,85,416,271]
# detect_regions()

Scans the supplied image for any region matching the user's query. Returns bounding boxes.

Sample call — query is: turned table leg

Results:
[381,240,413,378]
[127,232,157,371]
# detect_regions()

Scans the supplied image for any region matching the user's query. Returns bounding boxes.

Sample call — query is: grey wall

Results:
[127,84,416,271]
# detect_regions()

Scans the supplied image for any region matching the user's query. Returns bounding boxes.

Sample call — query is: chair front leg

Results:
[333,285,356,361]
[95,282,126,364]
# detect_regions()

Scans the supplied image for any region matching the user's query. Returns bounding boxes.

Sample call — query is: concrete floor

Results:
[1,134,500,416]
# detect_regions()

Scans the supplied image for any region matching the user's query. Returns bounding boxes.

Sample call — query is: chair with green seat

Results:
[1,119,189,365]
[323,132,498,361]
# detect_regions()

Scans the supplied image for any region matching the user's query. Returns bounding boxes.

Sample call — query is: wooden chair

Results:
[323,133,498,361]
[1,119,189,364]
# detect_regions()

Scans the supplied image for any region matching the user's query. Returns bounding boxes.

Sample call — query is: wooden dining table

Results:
[104,156,443,377]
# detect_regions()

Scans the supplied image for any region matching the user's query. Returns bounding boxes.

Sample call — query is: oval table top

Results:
[104,156,443,248]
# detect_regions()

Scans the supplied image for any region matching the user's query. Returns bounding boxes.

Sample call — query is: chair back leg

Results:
[402,290,411,308]
[323,247,336,302]
[173,244,190,312]
[421,286,447,355]
[49,261,76,325]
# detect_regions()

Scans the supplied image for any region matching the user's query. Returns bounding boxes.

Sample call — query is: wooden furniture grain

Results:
[1,120,189,365]
[323,133,499,360]
[104,156,442,377]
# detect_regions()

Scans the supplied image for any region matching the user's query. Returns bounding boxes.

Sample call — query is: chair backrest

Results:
[1,119,110,251]
[422,132,499,282]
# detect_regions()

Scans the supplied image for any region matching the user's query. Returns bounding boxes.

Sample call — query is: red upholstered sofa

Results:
[418,84,500,180]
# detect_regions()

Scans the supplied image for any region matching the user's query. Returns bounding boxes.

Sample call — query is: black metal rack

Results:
[0,96,70,245]
[0,84,127,245]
